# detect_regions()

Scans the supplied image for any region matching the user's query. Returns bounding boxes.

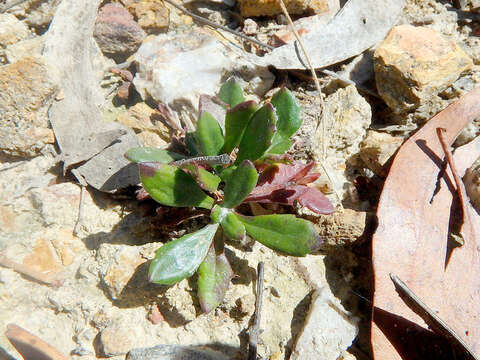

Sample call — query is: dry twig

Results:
[278,0,343,210]
[248,262,265,360]
[0,252,63,288]
[5,324,72,360]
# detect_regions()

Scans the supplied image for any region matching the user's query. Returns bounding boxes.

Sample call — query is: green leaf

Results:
[271,88,301,139]
[179,164,221,193]
[238,214,321,256]
[222,101,258,154]
[210,204,228,224]
[196,112,224,156]
[221,212,245,241]
[149,224,219,285]
[218,165,237,183]
[218,78,244,107]
[125,147,185,163]
[197,245,233,313]
[223,160,258,208]
[236,104,277,163]
[139,162,214,209]
[267,138,293,155]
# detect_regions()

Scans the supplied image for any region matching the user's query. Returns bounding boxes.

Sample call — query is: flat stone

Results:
[126,345,229,360]
[0,14,30,48]
[359,130,404,177]
[312,209,369,249]
[7,0,60,29]
[133,30,273,112]
[290,287,358,360]
[0,56,57,157]
[125,0,170,32]
[313,85,371,201]
[97,244,147,300]
[99,321,138,357]
[94,3,146,62]
[5,36,44,64]
[374,24,473,113]
[239,0,329,17]
[116,102,171,147]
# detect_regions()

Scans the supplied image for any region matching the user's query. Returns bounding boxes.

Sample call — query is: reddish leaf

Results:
[372,88,480,359]
[297,187,335,214]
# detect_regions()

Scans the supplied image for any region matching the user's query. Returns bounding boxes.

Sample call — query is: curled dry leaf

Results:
[372,88,480,359]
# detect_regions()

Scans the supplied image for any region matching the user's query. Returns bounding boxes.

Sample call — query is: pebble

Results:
[465,157,480,212]
[374,24,473,113]
[290,287,358,360]
[125,0,170,33]
[94,3,146,62]
[0,56,57,157]
[359,130,404,177]
[99,321,137,357]
[126,345,229,360]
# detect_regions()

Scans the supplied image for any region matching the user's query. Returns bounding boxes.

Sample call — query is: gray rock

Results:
[133,29,273,114]
[0,56,57,157]
[6,0,61,29]
[290,287,358,360]
[94,3,146,62]
[126,345,229,360]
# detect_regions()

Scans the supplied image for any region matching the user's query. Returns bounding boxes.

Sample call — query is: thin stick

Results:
[0,252,63,288]
[73,184,86,236]
[162,0,274,51]
[390,273,479,360]
[278,0,326,160]
[170,154,230,166]
[278,0,343,211]
[437,127,467,244]
[5,324,72,360]
[248,262,265,360]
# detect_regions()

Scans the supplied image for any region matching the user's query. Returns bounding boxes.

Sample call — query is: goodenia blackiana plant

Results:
[125,78,334,313]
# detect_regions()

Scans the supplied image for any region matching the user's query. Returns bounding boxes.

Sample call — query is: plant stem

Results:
[248,262,265,360]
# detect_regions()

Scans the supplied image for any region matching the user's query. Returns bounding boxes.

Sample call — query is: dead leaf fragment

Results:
[372,88,480,359]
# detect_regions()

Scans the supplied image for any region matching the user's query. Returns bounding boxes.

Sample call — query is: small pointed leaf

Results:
[236,104,277,163]
[218,78,244,107]
[179,163,221,193]
[222,101,258,154]
[125,147,185,163]
[271,87,301,139]
[197,245,233,313]
[196,112,224,156]
[238,214,321,256]
[149,224,219,285]
[223,160,258,208]
[221,212,246,241]
[139,162,214,209]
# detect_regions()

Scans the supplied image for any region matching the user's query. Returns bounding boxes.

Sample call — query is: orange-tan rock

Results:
[374,25,473,113]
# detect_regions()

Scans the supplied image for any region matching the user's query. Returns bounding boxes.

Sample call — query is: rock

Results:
[7,0,61,29]
[0,56,57,157]
[116,102,171,147]
[359,130,404,177]
[125,0,170,33]
[133,29,274,113]
[465,157,480,212]
[310,209,369,249]
[126,345,229,360]
[99,320,138,356]
[22,238,63,275]
[239,0,329,17]
[94,3,146,62]
[374,25,473,113]
[290,287,358,360]
[0,14,31,64]
[5,36,44,64]
[313,85,371,201]
[97,244,147,300]
[242,18,258,36]
[0,14,30,47]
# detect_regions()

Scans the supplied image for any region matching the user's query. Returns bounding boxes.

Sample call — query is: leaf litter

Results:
[372,88,480,359]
